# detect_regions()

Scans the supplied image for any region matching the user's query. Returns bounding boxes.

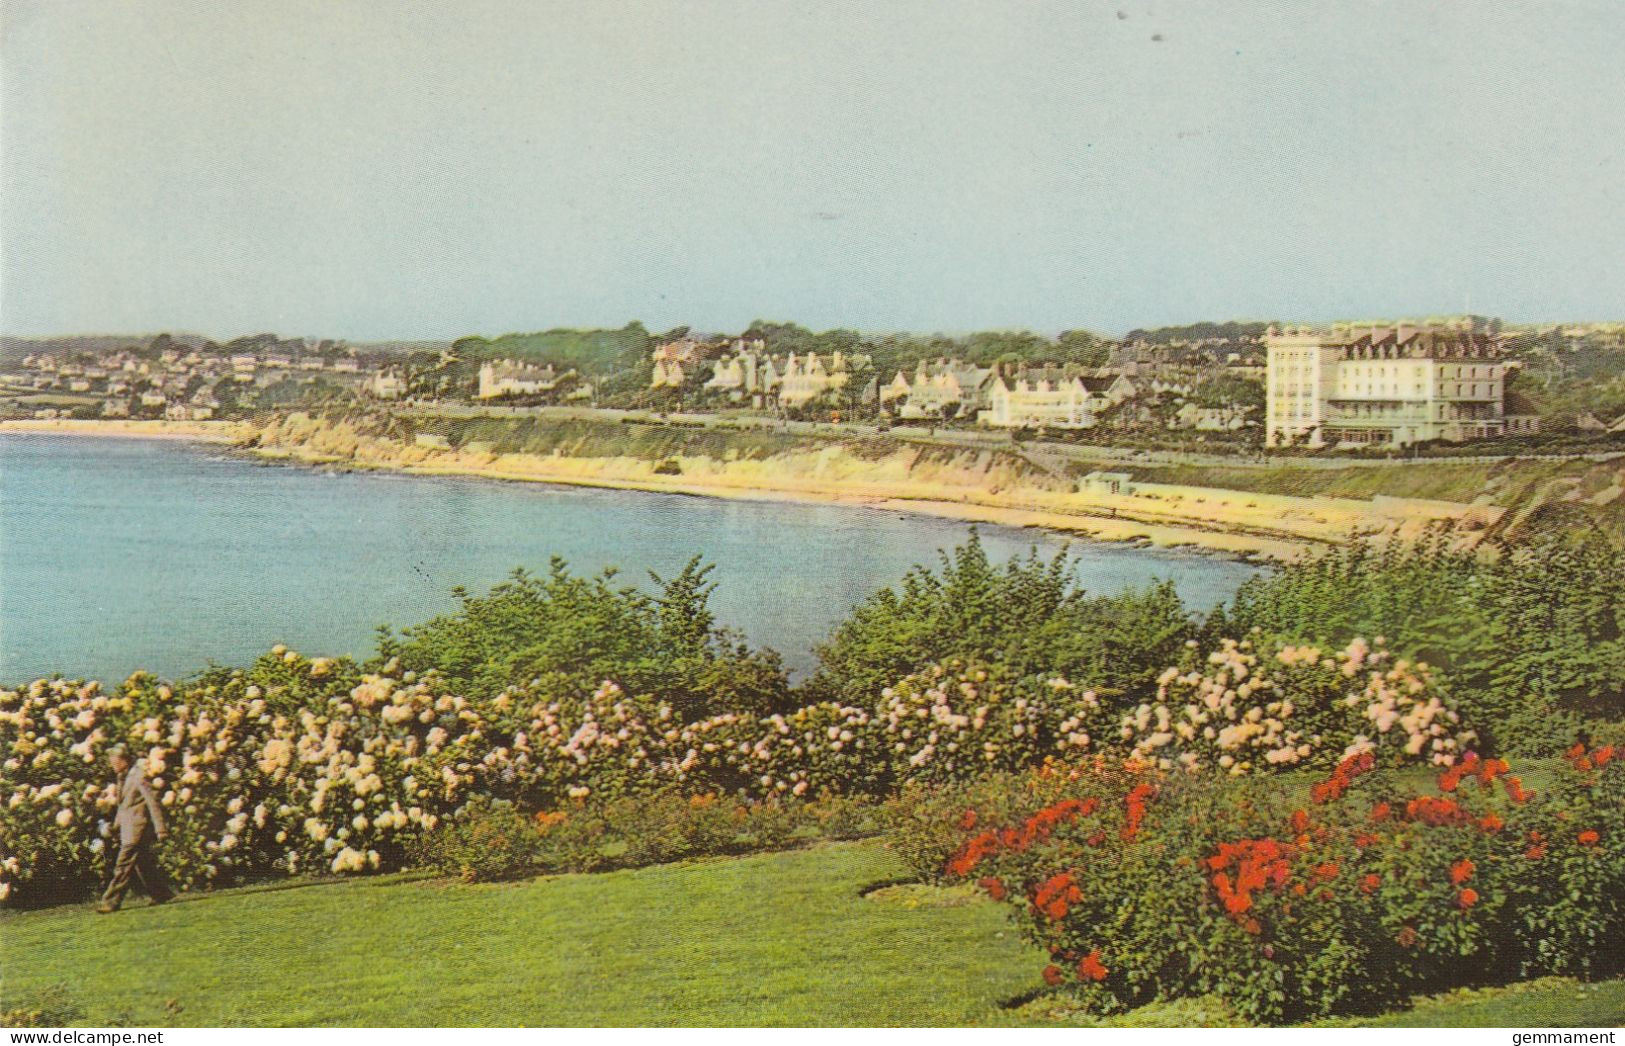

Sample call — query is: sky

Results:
[2,0,1622,341]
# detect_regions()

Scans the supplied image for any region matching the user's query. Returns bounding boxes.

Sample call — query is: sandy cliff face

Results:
[242,413,1508,561]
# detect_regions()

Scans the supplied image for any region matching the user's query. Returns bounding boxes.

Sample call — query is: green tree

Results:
[809,531,1195,704]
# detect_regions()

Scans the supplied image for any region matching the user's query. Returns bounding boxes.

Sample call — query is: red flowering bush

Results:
[919,746,1625,1024]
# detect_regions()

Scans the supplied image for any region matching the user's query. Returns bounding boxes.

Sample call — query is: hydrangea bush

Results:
[2,635,1472,906]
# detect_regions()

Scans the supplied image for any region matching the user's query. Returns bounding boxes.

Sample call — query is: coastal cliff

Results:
[230,412,1537,562]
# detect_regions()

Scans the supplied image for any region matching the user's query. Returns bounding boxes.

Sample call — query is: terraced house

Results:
[1265,323,1541,447]
[978,368,1137,430]
[881,358,996,419]
[778,350,863,407]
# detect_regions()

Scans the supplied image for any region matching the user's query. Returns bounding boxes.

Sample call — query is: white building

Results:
[477,359,560,399]
[882,359,995,419]
[779,351,856,407]
[703,345,781,402]
[978,369,1136,430]
[365,370,407,399]
[1265,324,1535,447]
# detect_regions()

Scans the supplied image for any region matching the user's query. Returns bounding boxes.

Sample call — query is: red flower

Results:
[1594,745,1614,767]
[1313,861,1340,882]
[1406,796,1470,826]
[1076,949,1109,982]
[1370,802,1391,822]
[1243,917,1262,936]
[1449,858,1475,885]
[1360,873,1381,894]
[978,876,1007,901]
[1503,776,1532,803]
[1042,964,1064,986]
[1567,742,1587,760]
[1121,783,1156,841]
[1033,872,1083,921]
[1208,838,1294,923]
[959,808,978,830]
[1478,812,1504,833]
[1457,887,1479,909]
[1578,830,1600,847]
[945,831,1000,878]
[1313,751,1376,803]
[1525,843,1547,860]
[1290,809,1310,834]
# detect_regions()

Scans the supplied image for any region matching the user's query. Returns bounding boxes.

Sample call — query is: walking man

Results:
[97,746,173,913]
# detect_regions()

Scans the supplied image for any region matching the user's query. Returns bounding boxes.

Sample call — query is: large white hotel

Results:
[1264,323,1538,448]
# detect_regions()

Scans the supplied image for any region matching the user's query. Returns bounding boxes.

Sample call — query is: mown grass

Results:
[3,839,1619,1027]
[0,841,1035,1027]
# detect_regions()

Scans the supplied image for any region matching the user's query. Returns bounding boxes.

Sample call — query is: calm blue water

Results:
[0,434,1260,683]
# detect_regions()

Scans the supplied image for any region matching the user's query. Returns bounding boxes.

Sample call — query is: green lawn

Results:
[3,840,1620,1027]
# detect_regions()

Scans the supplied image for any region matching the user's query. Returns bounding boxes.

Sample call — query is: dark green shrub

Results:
[414,797,545,883]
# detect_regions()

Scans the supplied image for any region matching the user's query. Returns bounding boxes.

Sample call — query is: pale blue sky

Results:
[2,0,1622,340]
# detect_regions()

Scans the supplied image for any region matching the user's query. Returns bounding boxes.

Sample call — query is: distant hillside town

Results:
[0,335,409,422]
[4,318,1623,453]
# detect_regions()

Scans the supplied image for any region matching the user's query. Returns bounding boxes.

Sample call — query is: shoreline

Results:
[0,418,248,443]
[1,416,1341,563]
[241,441,1308,563]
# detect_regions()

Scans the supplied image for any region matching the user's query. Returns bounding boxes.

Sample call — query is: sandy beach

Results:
[7,414,1506,564]
[0,418,248,443]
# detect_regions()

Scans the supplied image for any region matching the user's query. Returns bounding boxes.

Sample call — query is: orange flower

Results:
[1449,858,1475,885]
[1478,812,1504,833]
[1033,872,1083,921]
[1313,861,1340,882]
[978,876,1007,901]
[1076,949,1109,982]
[1525,844,1547,860]
[1315,750,1377,803]
[1360,873,1381,894]
[959,808,978,830]
[1121,783,1156,841]
[1457,887,1479,909]
[1243,917,1262,936]
[1042,964,1064,986]
[1291,809,1310,834]
[1594,745,1614,767]
[1578,830,1600,847]
[1407,795,1472,825]
[945,831,1000,878]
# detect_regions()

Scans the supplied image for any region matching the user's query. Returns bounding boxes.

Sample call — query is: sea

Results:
[0,433,1261,683]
